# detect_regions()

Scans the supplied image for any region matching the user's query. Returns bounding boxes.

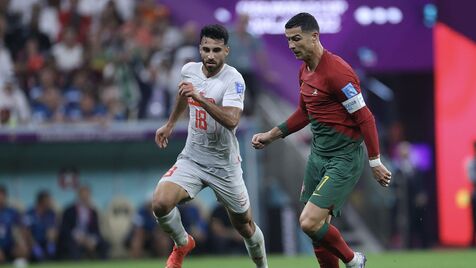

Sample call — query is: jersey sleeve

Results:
[329,73,380,158]
[278,92,310,137]
[180,62,195,82]
[278,65,310,137]
[222,72,245,110]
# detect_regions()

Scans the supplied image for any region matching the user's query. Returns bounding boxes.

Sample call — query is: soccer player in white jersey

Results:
[152,24,268,268]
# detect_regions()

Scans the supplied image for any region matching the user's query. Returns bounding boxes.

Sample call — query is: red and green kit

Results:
[278,50,380,216]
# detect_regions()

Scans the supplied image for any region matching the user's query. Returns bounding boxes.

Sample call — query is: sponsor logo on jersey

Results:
[188,92,216,106]
[312,89,318,95]
[341,83,358,99]
[235,82,244,94]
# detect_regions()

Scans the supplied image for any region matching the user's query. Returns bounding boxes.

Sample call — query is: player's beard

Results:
[203,59,223,75]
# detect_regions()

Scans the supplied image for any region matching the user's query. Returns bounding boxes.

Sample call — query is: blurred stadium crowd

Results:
[0,0,206,127]
[0,184,246,264]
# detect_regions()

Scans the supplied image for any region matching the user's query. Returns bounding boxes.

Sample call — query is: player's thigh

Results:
[206,165,250,214]
[156,158,206,202]
[300,152,326,203]
[308,147,364,217]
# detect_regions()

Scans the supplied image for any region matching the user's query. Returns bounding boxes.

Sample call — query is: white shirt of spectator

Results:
[52,43,84,72]
[0,47,13,88]
[0,83,31,124]
[39,5,61,42]
[180,62,246,167]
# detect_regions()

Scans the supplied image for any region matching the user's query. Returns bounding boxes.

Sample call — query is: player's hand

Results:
[178,81,200,99]
[251,132,272,149]
[155,124,173,149]
[371,164,392,187]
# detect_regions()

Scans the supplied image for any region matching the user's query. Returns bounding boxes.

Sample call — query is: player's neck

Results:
[305,42,324,72]
[202,63,225,78]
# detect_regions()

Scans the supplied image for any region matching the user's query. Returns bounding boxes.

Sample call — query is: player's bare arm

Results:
[251,127,283,149]
[155,93,188,149]
[178,81,241,130]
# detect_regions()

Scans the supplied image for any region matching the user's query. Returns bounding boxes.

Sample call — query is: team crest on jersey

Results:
[235,82,244,94]
[341,83,358,99]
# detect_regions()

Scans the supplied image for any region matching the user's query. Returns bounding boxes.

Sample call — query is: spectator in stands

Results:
[58,185,108,260]
[52,27,84,74]
[77,90,107,122]
[16,38,46,88]
[0,15,14,88]
[23,190,58,262]
[65,89,108,123]
[38,0,61,43]
[227,13,276,115]
[99,79,127,121]
[0,77,31,126]
[127,199,171,258]
[393,142,429,248]
[25,3,52,53]
[59,0,91,44]
[0,185,28,265]
[102,50,141,120]
[29,68,65,123]
[208,204,245,254]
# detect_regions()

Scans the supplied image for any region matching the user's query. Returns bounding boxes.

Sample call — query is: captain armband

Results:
[341,93,366,114]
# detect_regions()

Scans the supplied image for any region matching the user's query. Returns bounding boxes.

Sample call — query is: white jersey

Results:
[179,62,246,167]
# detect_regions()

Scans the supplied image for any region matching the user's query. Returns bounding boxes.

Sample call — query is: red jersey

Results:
[278,50,380,157]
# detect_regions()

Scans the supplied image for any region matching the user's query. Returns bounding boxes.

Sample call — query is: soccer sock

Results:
[310,222,354,263]
[243,223,268,268]
[155,207,188,247]
[313,242,339,268]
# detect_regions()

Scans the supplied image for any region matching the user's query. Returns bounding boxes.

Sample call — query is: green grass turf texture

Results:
[8,250,475,268]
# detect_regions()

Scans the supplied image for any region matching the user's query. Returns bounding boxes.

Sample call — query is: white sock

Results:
[155,207,188,246]
[243,223,268,268]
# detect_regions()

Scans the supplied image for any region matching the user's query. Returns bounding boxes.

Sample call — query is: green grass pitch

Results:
[7,250,476,268]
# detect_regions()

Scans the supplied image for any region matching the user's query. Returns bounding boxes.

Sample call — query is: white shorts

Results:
[158,156,250,213]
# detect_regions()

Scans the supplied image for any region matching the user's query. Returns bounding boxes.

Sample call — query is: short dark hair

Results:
[36,190,50,204]
[200,24,229,45]
[285,12,320,33]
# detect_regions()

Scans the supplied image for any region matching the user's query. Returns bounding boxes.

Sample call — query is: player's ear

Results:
[312,31,319,41]
[225,46,230,56]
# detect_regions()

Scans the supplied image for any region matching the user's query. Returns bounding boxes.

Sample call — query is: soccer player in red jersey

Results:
[252,13,391,268]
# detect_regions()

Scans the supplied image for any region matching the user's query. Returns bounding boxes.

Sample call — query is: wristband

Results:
[369,158,382,168]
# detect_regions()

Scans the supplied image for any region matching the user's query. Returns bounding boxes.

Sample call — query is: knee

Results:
[299,214,324,235]
[151,192,175,217]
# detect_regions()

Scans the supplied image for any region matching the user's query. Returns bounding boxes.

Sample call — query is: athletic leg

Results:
[312,215,339,268]
[227,208,268,268]
[205,164,268,268]
[300,203,355,264]
[152,159,204,268]
[152,181,190,247]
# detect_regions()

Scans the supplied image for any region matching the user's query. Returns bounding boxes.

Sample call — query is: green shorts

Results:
[300,146,364,217]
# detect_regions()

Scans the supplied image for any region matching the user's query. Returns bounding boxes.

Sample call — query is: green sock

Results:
[310,222,330,242]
